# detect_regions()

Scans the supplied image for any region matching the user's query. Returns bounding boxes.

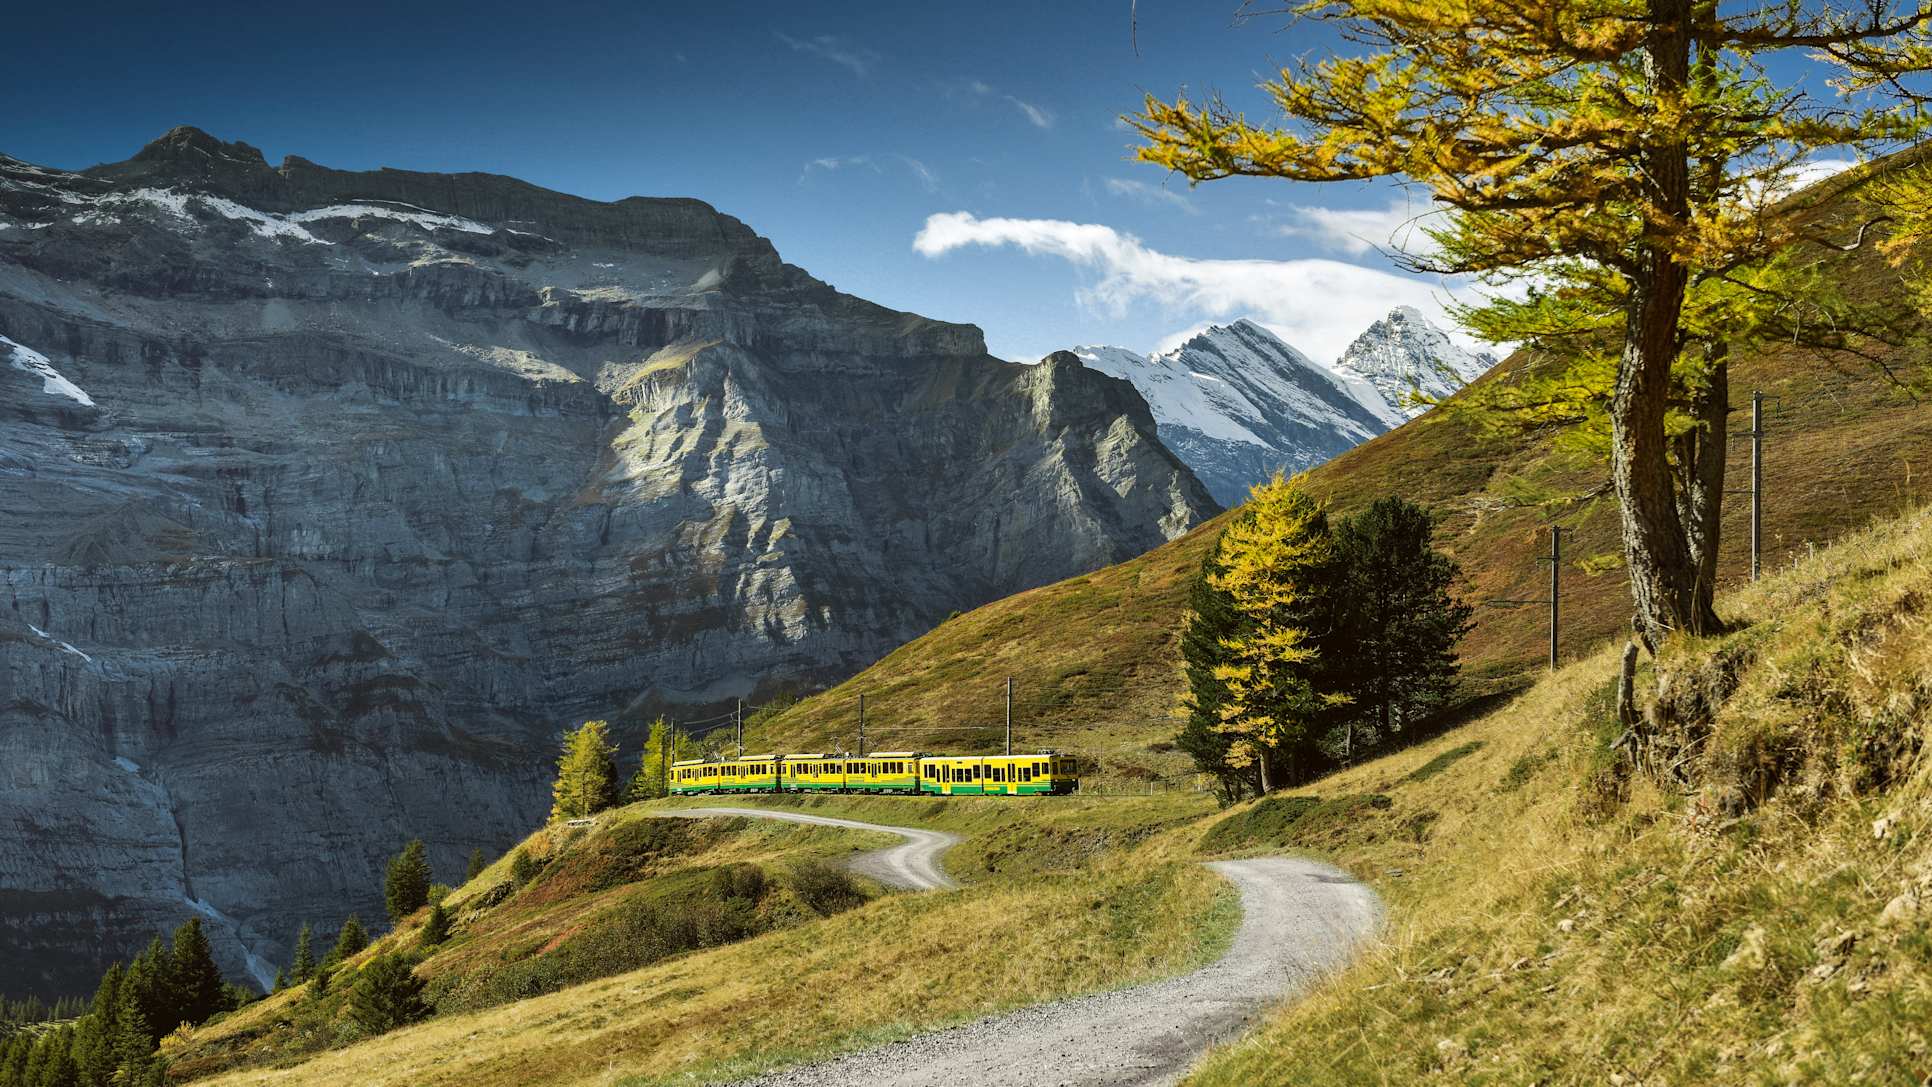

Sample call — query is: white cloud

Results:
[1273,197,1445,258]
[1006,96,1055,129]
[775,31,880,77]
[1103,177,1196,215]
[913,211,1486,362]
[958,79,1055,129]
[800,154,938,193]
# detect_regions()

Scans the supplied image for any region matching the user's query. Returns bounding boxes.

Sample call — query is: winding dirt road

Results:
[667,806,1381,1087]
[651,805,961,891]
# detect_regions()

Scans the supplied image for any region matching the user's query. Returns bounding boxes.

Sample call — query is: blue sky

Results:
[0,1,1850,362]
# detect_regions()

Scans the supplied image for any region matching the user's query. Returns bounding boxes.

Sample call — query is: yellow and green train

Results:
[669,751,1079,797]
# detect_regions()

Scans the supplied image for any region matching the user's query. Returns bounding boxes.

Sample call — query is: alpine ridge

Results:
[1069,312,1489,506]
[0,128,1215,995]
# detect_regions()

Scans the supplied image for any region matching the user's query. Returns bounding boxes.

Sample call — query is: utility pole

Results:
[1484,526,1562,672]
[735,699,742,758]
[857,692,866,757]
[1547,526,1561,672]
[1004,677,1013,756]
[1751,390,1764,581]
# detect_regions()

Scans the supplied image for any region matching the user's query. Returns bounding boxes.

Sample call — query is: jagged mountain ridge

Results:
[0,127,1215,995]
[1070,314,1486,506]
[1333,305,1496,420]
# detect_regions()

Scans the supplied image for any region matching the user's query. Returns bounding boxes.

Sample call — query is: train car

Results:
[674,750,1078,798]
[845,752,920,794]
[920,755,986,796]
[669,757,710,796]
[982,753,1079,796]
[781,753,844,793]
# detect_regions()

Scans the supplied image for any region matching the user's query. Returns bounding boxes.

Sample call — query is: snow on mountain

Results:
[1332,305,1495,420]
[1069,310,1495,506]
[1071,319,1392,506]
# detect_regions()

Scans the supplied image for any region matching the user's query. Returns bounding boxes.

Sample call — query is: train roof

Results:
[865,750,921,757]
[734,753,776,761]
[672,758,704,766]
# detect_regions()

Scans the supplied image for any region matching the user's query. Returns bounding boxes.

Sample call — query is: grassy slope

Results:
[179,501,1932,1085]
[168,808,895,1080]
[178,794,1237,1087]
[1186,503,1932,1084]
[747,164,1932,784]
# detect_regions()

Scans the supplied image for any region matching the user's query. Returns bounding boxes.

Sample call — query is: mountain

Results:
[0,127,1216,995]
[1069,319,1395,506]
[1332,305,1496,420]
[749,158,1932,783]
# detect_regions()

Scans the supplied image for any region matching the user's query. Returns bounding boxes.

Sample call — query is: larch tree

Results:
[1135,0,1932,650]
[626,717,674,802]
[1207,472,1346,792]
[550,719,620,821]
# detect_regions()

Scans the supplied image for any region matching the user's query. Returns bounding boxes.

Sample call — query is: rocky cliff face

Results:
[0,128,1214,996]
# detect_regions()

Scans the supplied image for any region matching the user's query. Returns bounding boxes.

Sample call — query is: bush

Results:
[426,883,452,906]
[346,955,428,1036]
[429,864,772,1016]
[510,849,539,886]
[786,861,866,916]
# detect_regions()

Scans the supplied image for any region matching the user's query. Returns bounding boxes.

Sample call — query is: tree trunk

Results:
[1672,347,1729,632]
[1614,0,1719,650]
[1256,748,1273,795]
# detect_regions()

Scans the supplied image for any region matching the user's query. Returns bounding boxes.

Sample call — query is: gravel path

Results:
[651,805,961,891]
[734,855,1382,1087]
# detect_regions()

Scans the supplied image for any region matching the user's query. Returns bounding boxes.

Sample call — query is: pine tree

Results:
[325,915,368,969]
[288,923,316,984]
[1329,498,1475,759]
[345,955,428,1036]
[169,918,228,1026]
[1134,1,1932,649]
[550,720,620,821]
[464,847,486,883]
[384,840,433,922]
[1206,473,1347,792]
[123,937,174,1049]
[420,901,451,947]
[625,717,673,802]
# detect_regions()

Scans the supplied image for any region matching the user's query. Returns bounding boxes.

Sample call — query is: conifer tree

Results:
[1176,542,1258,801]
[1329,498,1474,758]
[1206,473,1346,791]
[626,717,673,802]
[345,955,428,1036]
[384,839,433,922]
[288,923,315,984]
[124,937,174,1048]
[464,847,486,883]
[1135,0,1932,649]
[326,915,368,968]
[420,900,451,947]
[169,918,228,1026]
[550,720,620,821]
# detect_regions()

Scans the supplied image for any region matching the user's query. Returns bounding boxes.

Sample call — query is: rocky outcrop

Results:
[0,130,1214,996]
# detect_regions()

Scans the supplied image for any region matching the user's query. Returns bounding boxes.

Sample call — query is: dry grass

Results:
[181,794,1236,1087]
[1183,504,1932,1085]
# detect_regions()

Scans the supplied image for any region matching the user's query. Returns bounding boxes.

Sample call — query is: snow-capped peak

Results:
[1332,306,1495,420]
[1068,319,1395,506]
